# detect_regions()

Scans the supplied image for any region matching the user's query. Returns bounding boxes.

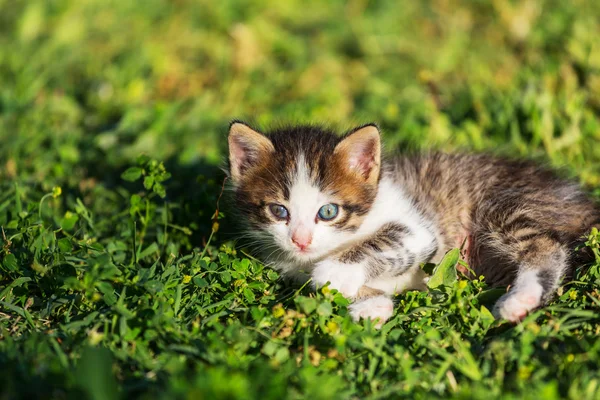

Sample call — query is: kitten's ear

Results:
[334,124,381,184]
[228,121,274,183]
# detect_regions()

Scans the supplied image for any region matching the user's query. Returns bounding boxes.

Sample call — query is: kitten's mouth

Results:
[290,248,315,261]
[295,248,312,257]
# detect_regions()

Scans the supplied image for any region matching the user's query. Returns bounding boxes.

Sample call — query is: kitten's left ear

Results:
[334,124,381,184]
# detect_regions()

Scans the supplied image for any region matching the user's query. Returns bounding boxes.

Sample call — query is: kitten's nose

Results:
[291,232,312,251]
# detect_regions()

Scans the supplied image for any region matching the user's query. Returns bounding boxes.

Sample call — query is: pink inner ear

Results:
[231,138,249,167]
[348,139,376,178]
[229,123,274,181]
[230,136,259,176]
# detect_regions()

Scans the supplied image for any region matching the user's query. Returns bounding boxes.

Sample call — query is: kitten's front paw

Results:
[493,290,542,322]
[349,296,394,328]
[312,261,366,298]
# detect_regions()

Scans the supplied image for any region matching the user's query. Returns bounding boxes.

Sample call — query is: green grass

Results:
[1,0,600,398]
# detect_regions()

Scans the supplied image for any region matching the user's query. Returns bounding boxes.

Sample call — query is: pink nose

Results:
[291,233,312,251]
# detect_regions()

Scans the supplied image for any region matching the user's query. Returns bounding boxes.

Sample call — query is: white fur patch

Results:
[348,296,394,328]
[269,154,359,262]
[312,259,366,298]
[356,177,438,264]
[268,168,438,301]
[493,270,543,322]
[288,155,323,226]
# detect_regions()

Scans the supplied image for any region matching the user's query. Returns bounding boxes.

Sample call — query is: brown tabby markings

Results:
[232,124,378,231]
[389,153,600,290]
[229,122,600,321]
[337,223,414,279]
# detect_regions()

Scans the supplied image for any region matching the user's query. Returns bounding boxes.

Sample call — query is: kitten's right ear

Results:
[228,121,274,183]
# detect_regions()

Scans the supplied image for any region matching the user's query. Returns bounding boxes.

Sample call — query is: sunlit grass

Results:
[1,1,600,398]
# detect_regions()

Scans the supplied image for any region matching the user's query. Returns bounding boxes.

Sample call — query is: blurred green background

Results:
[2,1,600,399]
[2,0,600,183]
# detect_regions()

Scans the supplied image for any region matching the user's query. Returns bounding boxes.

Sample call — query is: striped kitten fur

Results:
[227,121,600,325]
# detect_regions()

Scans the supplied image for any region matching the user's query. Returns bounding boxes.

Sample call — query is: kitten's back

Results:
[387,153,600,281]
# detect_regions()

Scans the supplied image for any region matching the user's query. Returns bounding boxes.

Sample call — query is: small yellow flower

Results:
[272,303,285,318]
[326,321,339,334]
[182,275,192,284]
[569,291,577,300]
[52,186,62,198]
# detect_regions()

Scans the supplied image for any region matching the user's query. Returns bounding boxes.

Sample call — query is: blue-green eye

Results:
[318,204,339,220]
[269,204,289,220]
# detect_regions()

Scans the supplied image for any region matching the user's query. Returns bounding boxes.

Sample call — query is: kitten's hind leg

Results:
[493,269,549,321]
[472,200,573,322]
[488,236,568,322]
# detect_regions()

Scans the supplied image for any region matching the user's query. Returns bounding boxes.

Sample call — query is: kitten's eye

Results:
[269,204,289,220]
[317,204,339,221]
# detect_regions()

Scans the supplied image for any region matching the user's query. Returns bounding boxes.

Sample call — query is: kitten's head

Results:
[227,122,381,263]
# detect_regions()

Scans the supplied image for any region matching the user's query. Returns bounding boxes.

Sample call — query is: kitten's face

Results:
[228,122,381,263]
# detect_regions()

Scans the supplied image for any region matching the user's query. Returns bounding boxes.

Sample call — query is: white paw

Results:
[493,290,542,322]
[349,296,394,328]
[493,270,545,322]
[312,260,366,298]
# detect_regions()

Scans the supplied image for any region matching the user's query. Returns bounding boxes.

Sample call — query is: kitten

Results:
[227,121,600,325]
